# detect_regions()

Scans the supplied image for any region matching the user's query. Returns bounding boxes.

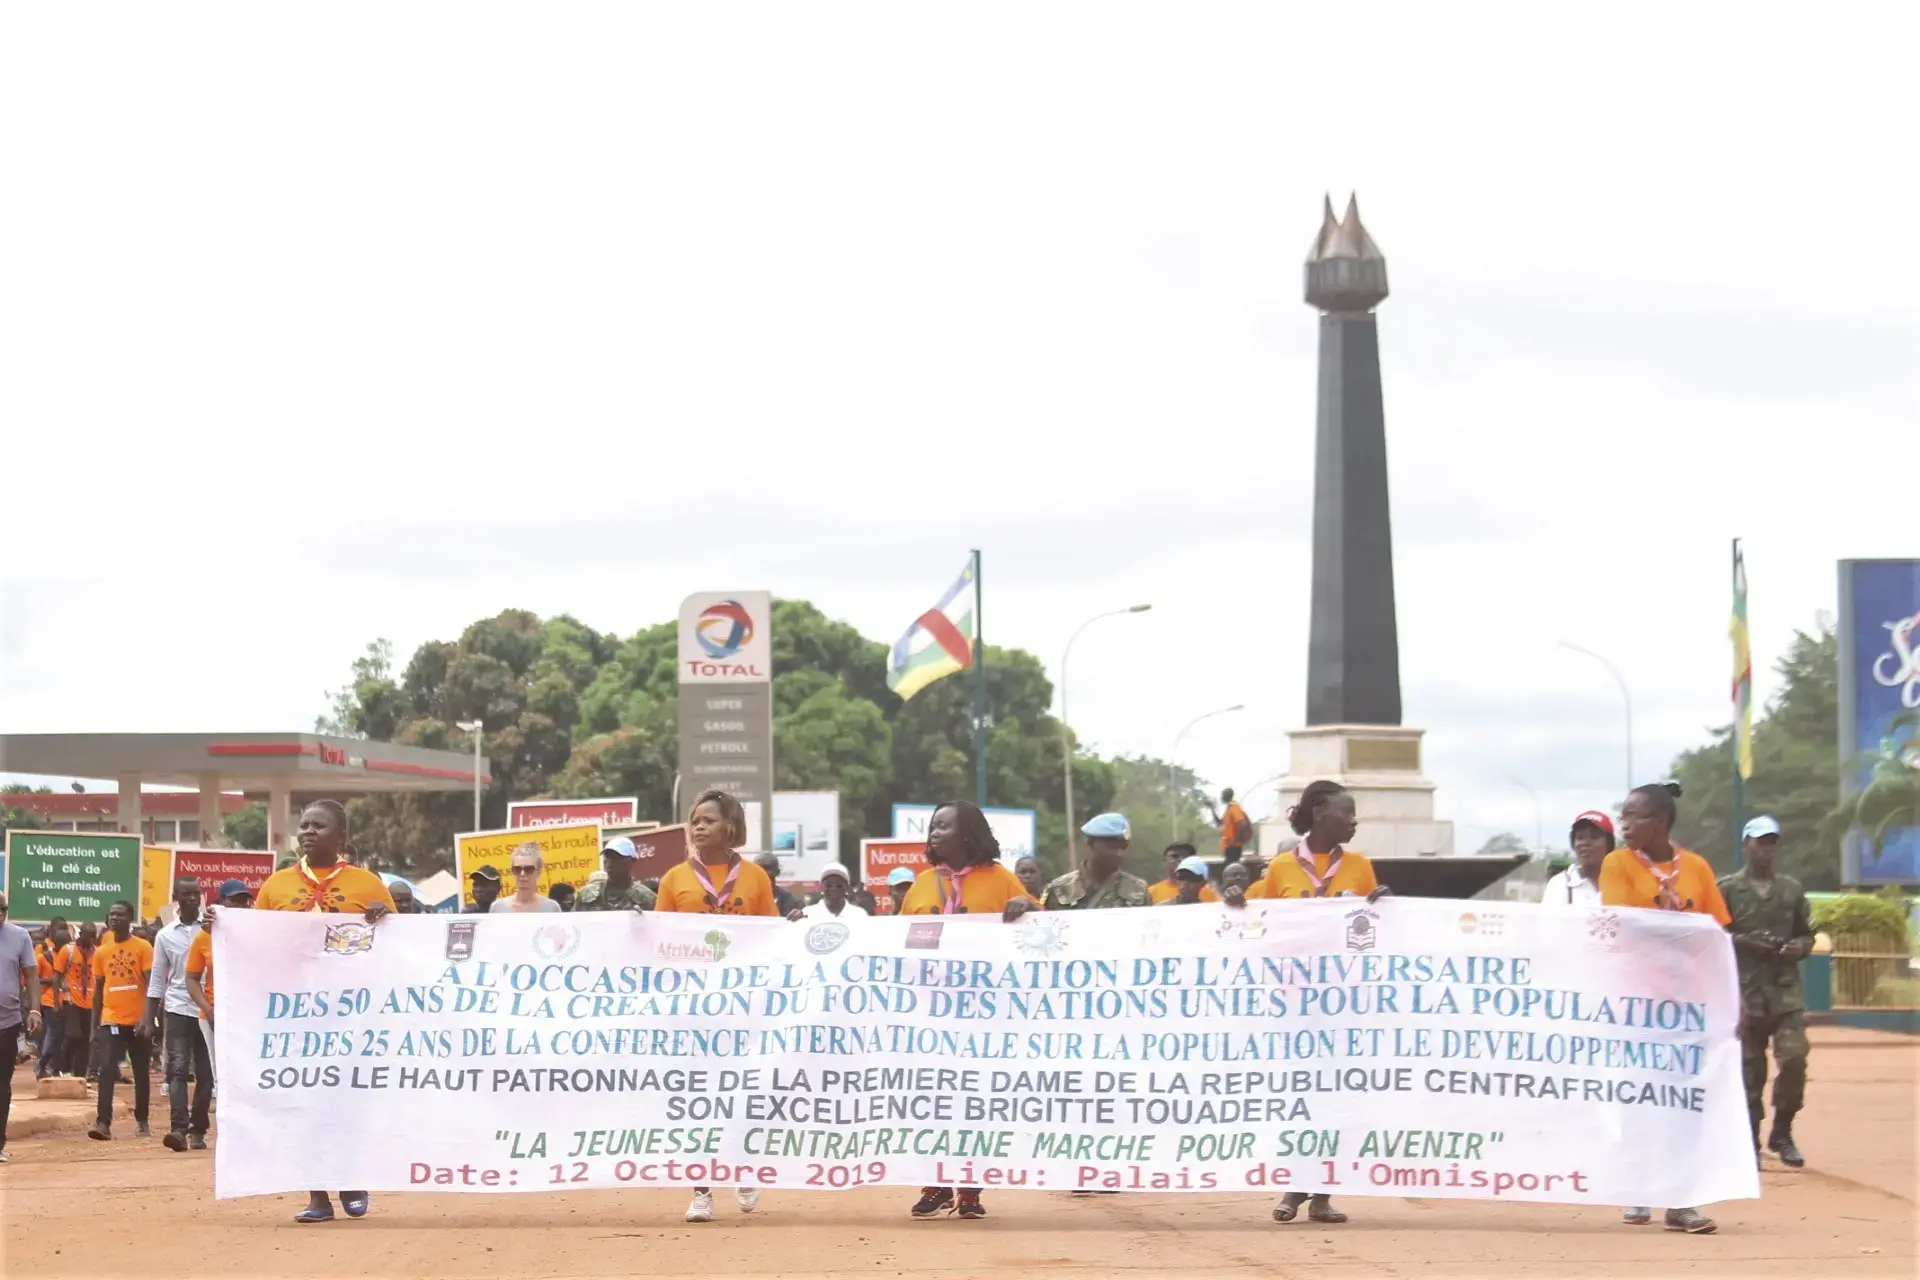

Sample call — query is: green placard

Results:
[3,830,143,924]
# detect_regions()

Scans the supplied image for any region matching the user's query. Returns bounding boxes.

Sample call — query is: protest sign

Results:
[2,830,142,924]
[213,897,1757,1208]
[611,824,688,881]
[140,846,173,920]
[172,848,275,902]
[455,822,602,898]
[508,798,639,829]
[860,839,927,910]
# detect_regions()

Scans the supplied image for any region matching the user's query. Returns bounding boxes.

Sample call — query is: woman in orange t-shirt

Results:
[656,789,777,1224]
[1223,780,1387,1226]
[899,801,1034,1221]
[1598,782,1727,1236]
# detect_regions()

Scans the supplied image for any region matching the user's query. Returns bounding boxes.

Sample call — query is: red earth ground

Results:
[2,1026,1912,1279]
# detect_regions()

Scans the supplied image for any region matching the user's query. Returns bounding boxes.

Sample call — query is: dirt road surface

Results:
[3,1027,1912,1279]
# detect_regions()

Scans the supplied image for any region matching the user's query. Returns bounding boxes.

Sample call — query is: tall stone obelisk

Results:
[1277,195,1454,860]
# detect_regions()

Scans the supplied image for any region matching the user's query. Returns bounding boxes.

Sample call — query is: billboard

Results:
[507,797,640,829]
[1838,559,1920,884]
[762,791,841,888]
[890,804,1037,870]
[860,838,929,913]
[677,591,774,853]
[2,830,142,924]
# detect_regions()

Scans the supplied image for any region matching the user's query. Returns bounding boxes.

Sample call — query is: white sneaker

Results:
[684,1191,715,1223]
[736,1187,759,1213]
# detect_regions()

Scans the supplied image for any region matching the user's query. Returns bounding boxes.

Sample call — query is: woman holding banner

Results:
[654,789,778,1223]
[1223,779,1388,1226]
[255,799,394,1224]
[900,800,1036,1222]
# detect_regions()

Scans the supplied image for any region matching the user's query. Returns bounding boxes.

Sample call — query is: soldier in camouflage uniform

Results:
[1043,813,1151,910]
[573,836,658,911]
[1718,815,1813,1168]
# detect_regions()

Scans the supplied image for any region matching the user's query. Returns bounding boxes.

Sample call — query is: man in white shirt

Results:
[1542,810,1613,909]
[146,876,211,1152]
[796,864,868,921]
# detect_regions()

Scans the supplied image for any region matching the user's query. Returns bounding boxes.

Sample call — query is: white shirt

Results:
[802,899,868,920]
[148,918,204,1017]
[1542,868,1603,910]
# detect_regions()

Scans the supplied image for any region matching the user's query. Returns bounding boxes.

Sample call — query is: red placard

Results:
[170,848,276,902]
[508,797,641,829]
[860,838,929,914]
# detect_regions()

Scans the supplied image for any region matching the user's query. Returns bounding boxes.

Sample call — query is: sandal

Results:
[294,1205,335,1224]
[1272,1192,1305,1223]
[342,1193,371,1219]
[1307,1195,1348,1224]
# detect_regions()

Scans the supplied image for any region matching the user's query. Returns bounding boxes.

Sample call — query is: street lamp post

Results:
[1506,773,1543,857]
[1558,641,1634,797]
[455,720,484,830]
[1060,604,1152,870]
[1169,704,1246,840]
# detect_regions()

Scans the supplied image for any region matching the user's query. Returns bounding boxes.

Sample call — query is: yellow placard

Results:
[140,846,173,921]
[455,821,602,900]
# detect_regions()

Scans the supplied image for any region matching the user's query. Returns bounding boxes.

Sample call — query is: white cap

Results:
[819,864,850,883]
[1742,815,1781,840]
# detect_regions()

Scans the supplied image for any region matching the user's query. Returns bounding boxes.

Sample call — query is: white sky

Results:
[3,4,1915,852]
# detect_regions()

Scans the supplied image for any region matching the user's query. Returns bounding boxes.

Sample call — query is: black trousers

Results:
[164,1012,213,1135]
[0,1023,19,1152]
[96,1025,152,1127]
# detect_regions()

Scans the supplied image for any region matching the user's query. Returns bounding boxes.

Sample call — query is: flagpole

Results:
[1731,537,1745,870]
[971,548,988,808]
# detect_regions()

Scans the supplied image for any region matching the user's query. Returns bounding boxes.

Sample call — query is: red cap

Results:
[1571,810,1615,836]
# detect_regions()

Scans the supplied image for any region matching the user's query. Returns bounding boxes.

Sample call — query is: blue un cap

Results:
[1176,855,1211,879]
[1081,813,1130,840]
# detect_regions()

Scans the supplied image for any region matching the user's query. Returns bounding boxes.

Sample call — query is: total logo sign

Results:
[677,591,772,684]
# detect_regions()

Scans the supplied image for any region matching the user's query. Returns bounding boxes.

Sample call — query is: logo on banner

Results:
[1587,911,1623,952]
[805,922,850,955]
[1014,914,1068,956]
[1873,610,1920,709]
[1457,911,1506,938]
[904,921,944,950]
[657,929,733,963]
[1215,911,1268,941]
[532,923,582,961]
[445,921,475,961]
[1344,908,1379,953]
[694,601,755,659]
[322,923,375,956]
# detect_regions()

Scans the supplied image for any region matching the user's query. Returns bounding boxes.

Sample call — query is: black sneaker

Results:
[910,1187,955,1218]
[163,1132,188,1152]
[188,1134,208,1151]
[956,1192,986,1220]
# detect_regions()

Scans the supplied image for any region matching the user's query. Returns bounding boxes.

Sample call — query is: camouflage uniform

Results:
[573,878,657,911]
[1041,868,1151,911]
[1718,869,1812,1148]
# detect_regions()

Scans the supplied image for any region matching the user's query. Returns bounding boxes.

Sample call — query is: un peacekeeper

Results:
[573,837,658,911]
[1719,815,1814,1168]
[1042,813,1152,910]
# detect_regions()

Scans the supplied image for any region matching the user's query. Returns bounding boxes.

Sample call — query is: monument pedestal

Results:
[1256,724,1455,860]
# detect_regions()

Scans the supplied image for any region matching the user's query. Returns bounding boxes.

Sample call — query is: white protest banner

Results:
[213,897,1757,1208]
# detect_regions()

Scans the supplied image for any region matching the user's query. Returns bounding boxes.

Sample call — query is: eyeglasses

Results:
[511,865,539,875]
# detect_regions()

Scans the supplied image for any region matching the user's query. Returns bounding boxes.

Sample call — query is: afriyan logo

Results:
[657,929,732,962]
[1873,609,1920,710]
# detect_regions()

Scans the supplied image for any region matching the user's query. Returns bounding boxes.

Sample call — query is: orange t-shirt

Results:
[1598,847,1731,926]
[1244,879,1272,900]
[1148,879,1220,904]
[655,857,779,916]
[1220,802,1250,850]
[185,928,214,1012]
[256,862,396,915]
[900,862,1033,915]
[93,935,153,1027]
[37,941,68,1007]
[1260,848,1379,899]
[64,944,96,1012]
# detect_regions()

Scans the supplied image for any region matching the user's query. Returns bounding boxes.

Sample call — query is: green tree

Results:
[1100,755,1221,883]
[315,639,395,737]
[2,785,54,844]
[221,801,269,851]
[1671,624,1841,888]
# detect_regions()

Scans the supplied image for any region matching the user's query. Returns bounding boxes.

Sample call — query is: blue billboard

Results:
[1838,559,1920,884]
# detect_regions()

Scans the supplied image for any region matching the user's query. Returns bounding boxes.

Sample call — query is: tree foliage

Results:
[317,601,1209,875]
[1670,625,1843,888]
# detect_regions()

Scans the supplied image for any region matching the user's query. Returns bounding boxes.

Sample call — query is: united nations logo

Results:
[322,923,375,956]
[1344,908,1378,953]
[532,923,582,961]
[1587,911,1622,952]
[1014,914,1068,957]
[805,921,850,955]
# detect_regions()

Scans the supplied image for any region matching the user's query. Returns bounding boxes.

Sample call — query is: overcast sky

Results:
[3,5,1914,852]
